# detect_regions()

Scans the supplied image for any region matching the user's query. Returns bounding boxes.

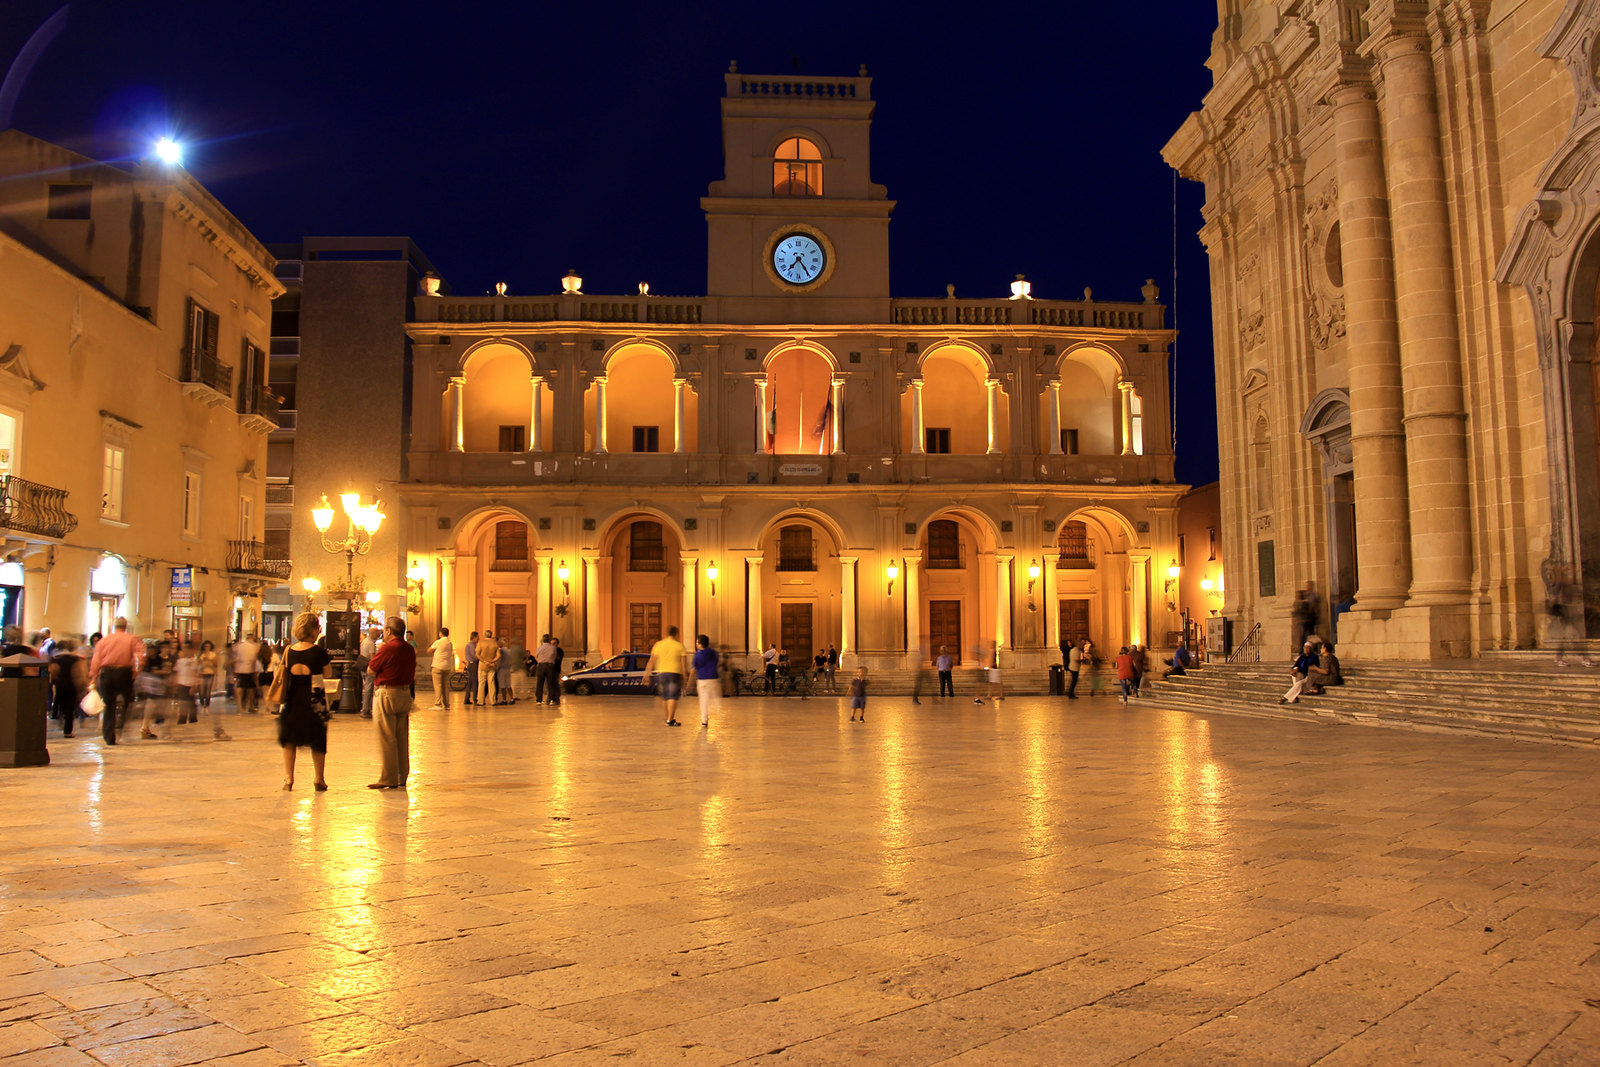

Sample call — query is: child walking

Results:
[849,667,868,722]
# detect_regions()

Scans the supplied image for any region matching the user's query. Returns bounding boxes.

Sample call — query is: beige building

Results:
[0,131,283,643]
[1165,0,1598,659]
[391,69,1187,673]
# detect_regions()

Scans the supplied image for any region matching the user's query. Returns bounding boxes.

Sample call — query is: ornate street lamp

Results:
[311,491,384,712]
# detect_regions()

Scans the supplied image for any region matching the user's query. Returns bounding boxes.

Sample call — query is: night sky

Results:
[3,1,1221,485]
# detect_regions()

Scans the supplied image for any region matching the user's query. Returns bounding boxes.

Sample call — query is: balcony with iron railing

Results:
[0,476,78,540]
[180,353,234,409]
[238,386,281,433]
[226,539,291,580]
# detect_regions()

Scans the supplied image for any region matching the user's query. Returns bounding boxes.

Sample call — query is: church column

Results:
[680,553,697,643]
[1331,81,1411,610]
[755,378,769,453]
[903,551,922,658]
[1375,34,1472,603]
[528,375,544,453]
[583,552,602,656]
[593,375,609,454]
[1047,381,1062,455]
[535,556,552,639]
[839,554,857,660]
[1045,556,1060,650]
[446,376,465,452]
[910,379,925,454]
[441,554,456,636]
[1118,381,1134,455]
[745,555,763,654]
[995,552,1013,653]
[986,379,1002,455]
[830,376,845,454]
[1128,550,1150,646]
[673,378,687,454]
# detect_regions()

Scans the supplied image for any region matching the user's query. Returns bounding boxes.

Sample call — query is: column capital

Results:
[448,375,466,387]
[902,550,923,566]
[995,552,1014,564]
[745,554,764,566]
[529,374,545,385]
[1127,549,1152,563]
[592,374,608,386]
[837,555,858,566]
[678,551,698,565]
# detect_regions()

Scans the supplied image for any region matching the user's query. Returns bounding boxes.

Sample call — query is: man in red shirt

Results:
[365,616,417,789]
[88,617,145,745]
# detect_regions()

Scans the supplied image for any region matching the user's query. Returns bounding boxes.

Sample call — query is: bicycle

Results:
[729,668,764,697]
[779,669,818,699]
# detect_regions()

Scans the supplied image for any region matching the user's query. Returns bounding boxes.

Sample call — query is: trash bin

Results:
[0,668,50,767]
[1048,664,1065,696]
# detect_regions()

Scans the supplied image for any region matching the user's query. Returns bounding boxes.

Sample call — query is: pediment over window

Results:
[1241,366,1268,395]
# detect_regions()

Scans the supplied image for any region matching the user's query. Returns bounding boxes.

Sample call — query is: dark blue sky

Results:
[3,1,1221,484]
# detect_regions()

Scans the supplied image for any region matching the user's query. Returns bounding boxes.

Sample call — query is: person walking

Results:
[645,625,688,726]
[1115,646,1136,704]
[232,633,262,714]
[935,645,955,698]
[89,618,143,744]
[197,639,229,740]
[692,634,721,727]
[173,641,200,728]
[533,634,559,705]
[494,635,514,704]
[279,612,332,791]
[849,667,868,722]
[475,630,499,706]
[359,627,380,717]
[549,638,564,706]
[366,616,416,789]
[1066,638,1084,699]
[49,638,86,738]
[137,631,177,740]
[762,642,779,693]
[427,628,454,709]
[462,630,480,705]
[825,644,838,692]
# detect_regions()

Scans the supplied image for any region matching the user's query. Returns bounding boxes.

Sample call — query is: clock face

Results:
[773,233,827,286]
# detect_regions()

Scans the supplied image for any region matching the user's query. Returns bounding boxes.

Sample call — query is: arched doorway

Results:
[908,345,1003,454]
[458,342,546,453]
[1049,346,1121,455]
[588,343,694,453]
[1054,509,1137,655]
[453,509,538,650]
[764,345,835,456]
[915,512,995,664]
[756,514,842,668]
[604,514,682,654]
[1301,389,1355,640]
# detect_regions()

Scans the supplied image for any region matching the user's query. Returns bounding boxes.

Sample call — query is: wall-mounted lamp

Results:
[886,561,900,598]
[300,576,321,609]
[556,560,571,597]
[705,561,718,597]
[561,268,583,294]
[1200,574,1224,615]
[406,559,427,615]
[1164,559,1181,612]
[1027,557,1042,612]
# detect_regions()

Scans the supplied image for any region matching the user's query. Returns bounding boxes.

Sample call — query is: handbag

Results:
[264,668,286,707]
[80,688,105,716]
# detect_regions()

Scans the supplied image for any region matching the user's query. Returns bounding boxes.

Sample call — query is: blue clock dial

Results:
[773,233,826,285]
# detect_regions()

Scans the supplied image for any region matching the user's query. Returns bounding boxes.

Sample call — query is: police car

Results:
[561,652,652,696]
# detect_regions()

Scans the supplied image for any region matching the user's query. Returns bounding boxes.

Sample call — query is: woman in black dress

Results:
[280,611,332,791]
[50,638,86,737]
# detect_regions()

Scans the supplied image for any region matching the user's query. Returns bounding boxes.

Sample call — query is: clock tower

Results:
[702,64,894,323]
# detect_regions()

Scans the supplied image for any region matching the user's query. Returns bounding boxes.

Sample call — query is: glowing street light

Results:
[153,137,183,166]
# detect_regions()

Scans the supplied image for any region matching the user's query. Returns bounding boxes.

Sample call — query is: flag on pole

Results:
[812,396,833,454]
[766,406,777,453]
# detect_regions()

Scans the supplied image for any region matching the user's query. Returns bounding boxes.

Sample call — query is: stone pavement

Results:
[1,692,1597,1066]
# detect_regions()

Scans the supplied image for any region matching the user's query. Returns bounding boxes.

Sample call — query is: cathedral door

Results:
[928,600,962,664]
[1058,599,1090,648]
[628,603,661,652]
[494,604,527,650]
[780,603,813,667]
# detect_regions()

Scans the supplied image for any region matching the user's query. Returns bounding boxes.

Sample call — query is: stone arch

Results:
[1053,505,1141,655]
[450,505,541,657]
[458,341,539,453]
[1051,344,1124,455]
[754,509,845,668]
[763,342,837,455]
[908,343,1001,455]
[588,341,693,452]
[1300,389,1356,630]
[599,509,685,657]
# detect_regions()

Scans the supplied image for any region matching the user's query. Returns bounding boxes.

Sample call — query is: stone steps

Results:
[1140,662,1600,747]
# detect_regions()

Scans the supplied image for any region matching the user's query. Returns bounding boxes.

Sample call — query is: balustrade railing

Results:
[0,476,77,539]
[184,352,234,395]
[226,539,291,579]
[1228,622,1264,664]
[239,386,280,423]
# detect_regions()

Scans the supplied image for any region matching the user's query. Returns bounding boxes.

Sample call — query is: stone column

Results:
[529,375,544,453]
[1047,381,1062,455]
[446,376,465,452]
[1376,35,1472,603]
[441,555,456,636]
[995,552,1013,652]
[830,376,845,454]
[745,555,763,654]
[535,556,552,640]
[673,378,687,454]
[1331,81,1411,610]
[839,554,857,659]
[903,551,922,657]
[1128,550,1150,646]
[986,379,1002,455]
[910,379,925,453]
[1045,557,1060,650]
[1118,381,1134,456]
[593,376,609,454]
[583,553,602,657]
[680,554,697,642]
[755,378,769,453]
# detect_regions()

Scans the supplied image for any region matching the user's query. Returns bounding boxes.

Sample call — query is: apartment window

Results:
[182,471,202,537]
[926,519,962,569]
[269,362,297,411]
[102,445,126,521]
[772,137,822,197]
[632,426,660,453]
[0,411,18,478]
[629,520,666,572]
[497,425,526,452]
[925,427,951,454]
[270,308,300,337]
[239,495,253,539]
[46,183,91,220]
[492,520,529,570]
[238,341,266,412]
[1060,428,1079,455]
[777,525,816,571]
[185,299,221,381]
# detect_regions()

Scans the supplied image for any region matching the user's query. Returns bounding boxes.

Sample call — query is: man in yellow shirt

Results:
[644,626,688,726]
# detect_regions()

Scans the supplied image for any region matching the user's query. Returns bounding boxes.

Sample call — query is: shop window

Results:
[925,427,952,454]
[492,520,529,571]
[772,137,822,197]
[102,445,126,521]
[927,519,962,569]
[629,521,665,572]
[632,426,660,453]
[46,183,91,220]
[497,425,525,452]
[777,525,815,571]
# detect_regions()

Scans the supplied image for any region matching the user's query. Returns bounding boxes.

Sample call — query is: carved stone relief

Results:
[1302,178,1346,350]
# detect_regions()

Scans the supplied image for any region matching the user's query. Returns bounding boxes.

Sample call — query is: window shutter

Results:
[202,307,220,360]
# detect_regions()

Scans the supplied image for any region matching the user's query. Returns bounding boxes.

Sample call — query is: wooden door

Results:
[629,602,661,652]
[928,600,962,664]
[1058,599,1089,648]
[495,604,527,648]
[780,603,813,667]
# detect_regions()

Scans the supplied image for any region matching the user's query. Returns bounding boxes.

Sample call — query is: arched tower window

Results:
[773,137,822,197]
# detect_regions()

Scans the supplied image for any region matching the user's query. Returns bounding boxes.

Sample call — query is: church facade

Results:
[1165,0,1600,659]
[389,69,1185,673]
